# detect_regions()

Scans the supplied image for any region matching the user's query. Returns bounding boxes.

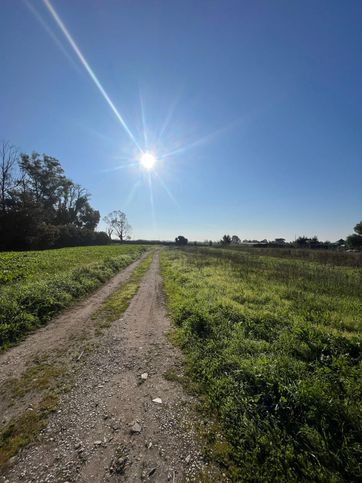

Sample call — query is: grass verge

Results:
[0,245,147,349]
[161,247,362,482]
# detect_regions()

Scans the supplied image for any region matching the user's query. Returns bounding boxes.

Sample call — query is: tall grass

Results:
[218,245,362,268]
[161,247,362,481]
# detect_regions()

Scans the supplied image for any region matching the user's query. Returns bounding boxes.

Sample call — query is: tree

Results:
[231,235,241,245]
[0,141,18,213]
[346,220,362,250]
[0,146,101,250]
[353,221,362,236]
[221,234,231,245]
[104,211,131,242]
[295,236,308,248]
[175,235,188,246]
[346,233,362,249]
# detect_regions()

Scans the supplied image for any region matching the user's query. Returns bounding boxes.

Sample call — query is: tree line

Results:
[0,142,109,250]
[218,227,362,250]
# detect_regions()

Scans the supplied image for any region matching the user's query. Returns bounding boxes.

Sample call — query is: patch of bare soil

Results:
[2,253,225,482]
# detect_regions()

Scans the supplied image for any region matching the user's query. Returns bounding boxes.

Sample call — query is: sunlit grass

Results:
[161,247,362,481]
[0,245,147,349]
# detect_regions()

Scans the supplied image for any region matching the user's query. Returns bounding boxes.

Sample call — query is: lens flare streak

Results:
[43,0,141,151]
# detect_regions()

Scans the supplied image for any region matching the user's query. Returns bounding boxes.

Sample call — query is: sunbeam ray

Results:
[43,0,141,151]
[139,89,148,150]
[25,0,80,73]
[124,179,142,208]
[153,170,180,209]
[147,173,156,231]
[100,162,138,173]
[160,118,241,159]
[157,90,182,142]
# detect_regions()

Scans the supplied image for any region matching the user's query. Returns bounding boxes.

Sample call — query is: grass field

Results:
[161,247,362,482]
[218,246,362,268]
[0,245,146,349]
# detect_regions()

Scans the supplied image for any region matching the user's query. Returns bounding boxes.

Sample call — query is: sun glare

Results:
[140,152,156,170]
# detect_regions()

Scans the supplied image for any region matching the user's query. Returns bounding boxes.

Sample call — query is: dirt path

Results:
[0,253,148,388]
[2,253,223,482]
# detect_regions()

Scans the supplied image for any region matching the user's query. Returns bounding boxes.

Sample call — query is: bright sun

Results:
[140,152,156,170]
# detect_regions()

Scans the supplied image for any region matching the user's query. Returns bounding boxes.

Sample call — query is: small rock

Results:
[130,422,142,433]
[94,440,102,446]
[185,454,191,464]
[141,372,148,380]
[113,456,128,474]
[147,441,153,449]
[74,442,82,450]
[148,467,157,477]
[152,397,162,404]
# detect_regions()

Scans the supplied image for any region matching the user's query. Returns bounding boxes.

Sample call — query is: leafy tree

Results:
[353,221,362,235]
[221,234,231,245]
[231,235,241,245]
[104,211,131,242]
[346,233,362,249]
[175,235,188,246]
[0,145,102,250]
[295,236,307,247]
[345,220,362,250]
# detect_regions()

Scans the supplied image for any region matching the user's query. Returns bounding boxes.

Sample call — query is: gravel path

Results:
[0,253,149,388]
[2,252,223,482]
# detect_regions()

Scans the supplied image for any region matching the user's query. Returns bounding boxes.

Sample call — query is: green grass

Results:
[0,393,59,473]
[0,244,147,349]
[161,247,362,482]
[93,252,154,332]
[217,245,362,268]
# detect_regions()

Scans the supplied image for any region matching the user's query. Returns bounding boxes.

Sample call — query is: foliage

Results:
[161,247,362,482]
[344,219,362,250]
[221,234,231,245]
[0,144,103,250]
[347,233,362,249]
[231,235,241,245]
[0,244,146,348]
[354,221,362,236]
[175,235,188,246]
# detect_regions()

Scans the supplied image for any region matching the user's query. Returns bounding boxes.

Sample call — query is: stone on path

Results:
[131,421,142,433]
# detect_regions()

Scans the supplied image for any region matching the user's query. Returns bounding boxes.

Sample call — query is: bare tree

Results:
[0,141,18,212]
[103,214,114,238]
[104,210,131,241]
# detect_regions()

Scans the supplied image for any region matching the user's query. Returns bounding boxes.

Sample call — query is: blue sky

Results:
[1,0,361,241]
